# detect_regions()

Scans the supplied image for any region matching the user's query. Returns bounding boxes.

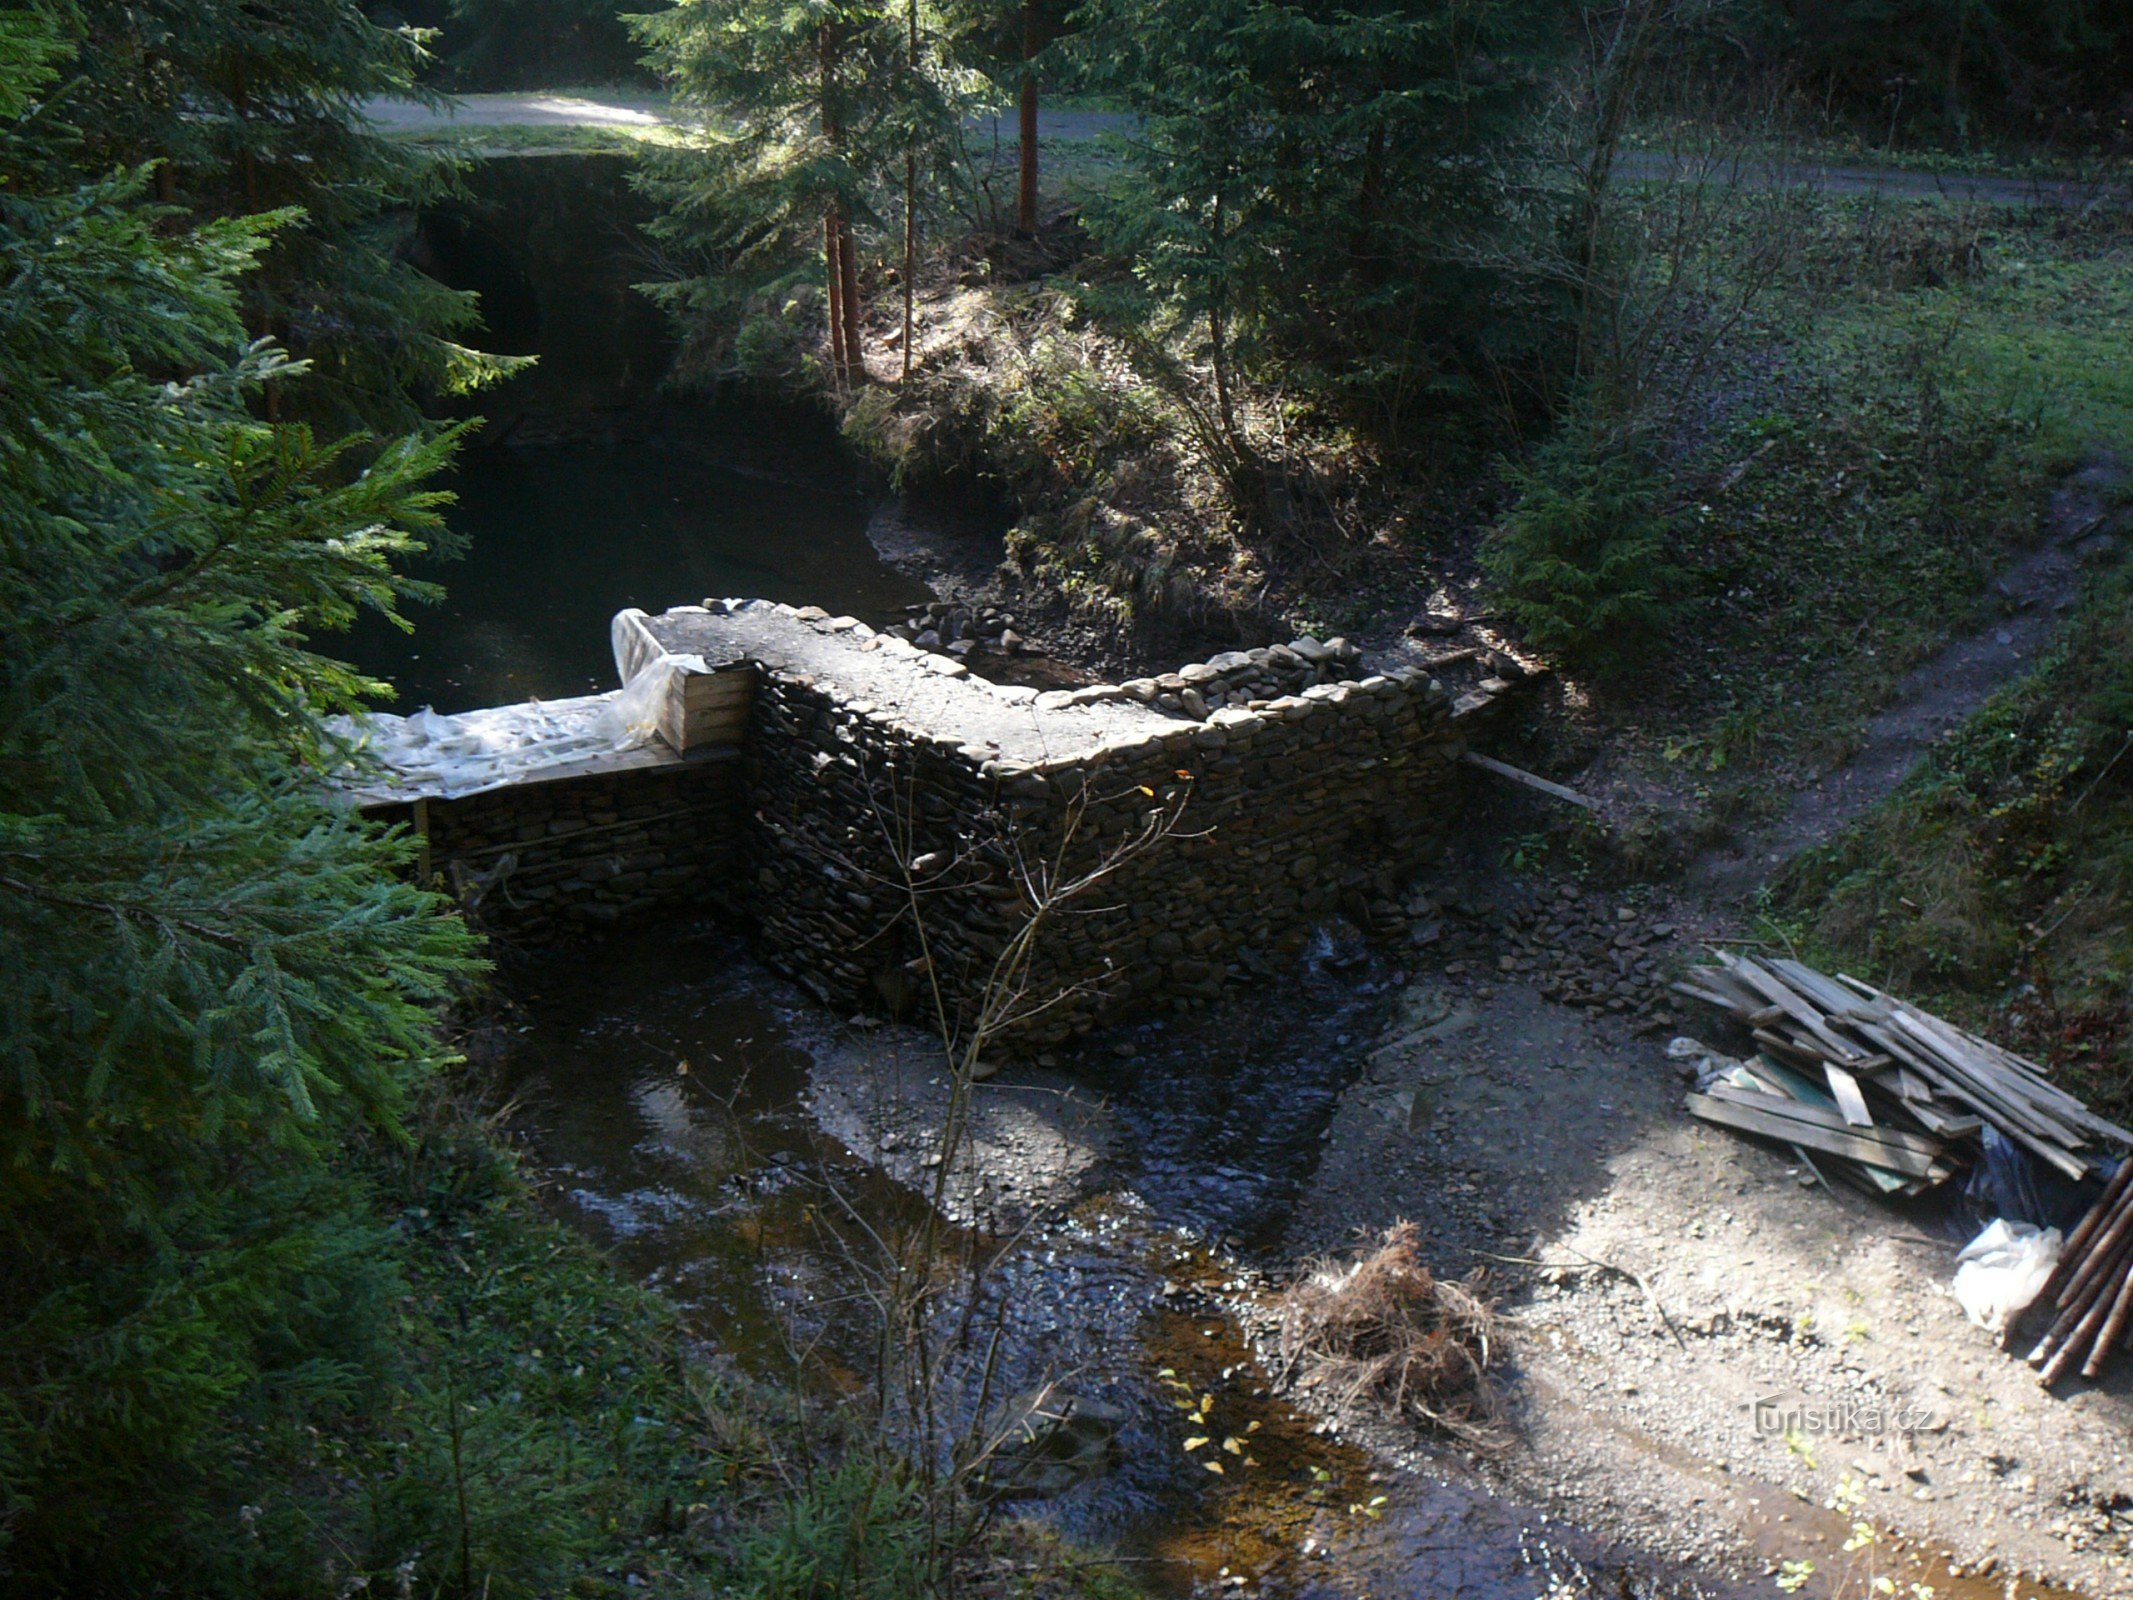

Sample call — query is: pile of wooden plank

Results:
[2016,1162,2133,1382]
[1674,951,2131,1195]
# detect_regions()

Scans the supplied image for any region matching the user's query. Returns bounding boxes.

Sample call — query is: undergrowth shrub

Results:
[734,1455,930,1600]
[1481,437,1688,674]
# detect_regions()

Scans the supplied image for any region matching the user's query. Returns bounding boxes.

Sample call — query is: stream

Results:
[339,427,932,713]
[497,915,1637,1599]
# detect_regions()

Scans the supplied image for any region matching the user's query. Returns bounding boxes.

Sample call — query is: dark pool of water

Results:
[338,434,933,714]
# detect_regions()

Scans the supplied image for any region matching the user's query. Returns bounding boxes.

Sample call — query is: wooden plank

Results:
[1771,958,1876,1018]
[1886,1011,2083,1144]
[1462,751,1597,810]
[1824,1063,1875,1129]
[1694,963,1774,1010]
[680,678,755,707]
[1741,1056,1837,1108]
[1900,1102,1984,1139]
[1722,954,1874,1066]
[1686,1093,1942,1178]
[1699,1084,1945,1158]
[1753,1027,1831,1070]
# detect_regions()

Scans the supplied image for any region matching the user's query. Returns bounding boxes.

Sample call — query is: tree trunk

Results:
[824,208,849,385]
[1942,0,1970,146]
[902,151,917,381]
[1573,0,1661,388]
[903,0,919,380]
[819,23,852,384]
[838,211,865,378]
[1016,0,1039,234]
[1209,300,1236,449]
[1349,120,1385,272]
[1206,191,1243,461]
[232,61,260,210]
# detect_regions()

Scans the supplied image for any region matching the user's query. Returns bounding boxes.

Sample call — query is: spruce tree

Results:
[58,0,515,431]
[0,12,480,1585]
[632,0,965,386]
[1074,0,1554,445]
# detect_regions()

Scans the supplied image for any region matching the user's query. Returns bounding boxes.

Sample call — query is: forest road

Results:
[363,95,2131,209]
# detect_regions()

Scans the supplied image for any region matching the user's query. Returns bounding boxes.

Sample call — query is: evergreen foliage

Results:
[57,0,517,432]
[632,0,968,386]
[1480,432,1688,671]
[1070,0,1558,448]
[0,12,486,1585]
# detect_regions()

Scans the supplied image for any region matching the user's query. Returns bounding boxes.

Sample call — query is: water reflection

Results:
[340,434,932,712]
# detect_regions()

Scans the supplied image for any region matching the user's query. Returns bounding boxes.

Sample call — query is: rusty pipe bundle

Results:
[2018,1158,2133,1384]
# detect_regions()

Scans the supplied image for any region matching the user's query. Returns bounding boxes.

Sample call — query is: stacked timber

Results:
[1675,951,2131,1193]
[2017,1164,2133,1382]
[664,662,755,753]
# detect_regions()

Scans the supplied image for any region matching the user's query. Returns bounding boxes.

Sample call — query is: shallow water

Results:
[339,433,931,713]
[496,917,1670,1598]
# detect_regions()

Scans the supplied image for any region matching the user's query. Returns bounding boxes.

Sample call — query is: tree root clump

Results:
[1278,1221,1501,1443]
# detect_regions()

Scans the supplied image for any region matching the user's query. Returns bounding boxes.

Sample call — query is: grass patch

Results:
[1624,117,2133,183]
[386,122,688,158]
[1586,203,2133,800]
[1775,539,2133,1120]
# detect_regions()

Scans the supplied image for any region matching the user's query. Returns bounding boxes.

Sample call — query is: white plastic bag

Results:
[1952,1218,2062,1333]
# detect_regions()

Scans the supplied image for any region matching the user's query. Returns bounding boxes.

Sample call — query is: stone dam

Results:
[343,601,1525,1046]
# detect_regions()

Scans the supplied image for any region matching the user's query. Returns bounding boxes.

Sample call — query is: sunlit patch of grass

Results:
[386,121,694,157]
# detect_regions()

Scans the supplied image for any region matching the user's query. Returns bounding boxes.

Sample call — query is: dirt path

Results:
[1688,452,2127,900]
[360,91,673,131]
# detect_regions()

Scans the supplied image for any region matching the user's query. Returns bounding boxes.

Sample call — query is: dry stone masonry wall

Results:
[631,601,1492,1044]
[359,754,743,944]
[354,598,1522,1039]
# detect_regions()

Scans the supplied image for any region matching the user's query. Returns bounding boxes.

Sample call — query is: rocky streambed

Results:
[493,846,2132,1600]
[494,910,1735,1599]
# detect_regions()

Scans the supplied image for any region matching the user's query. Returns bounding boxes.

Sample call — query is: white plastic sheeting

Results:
[330,650,705,801]
[1952,1218,2063,1333]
